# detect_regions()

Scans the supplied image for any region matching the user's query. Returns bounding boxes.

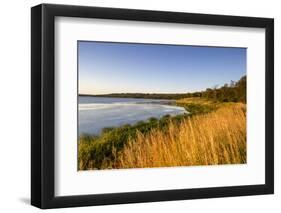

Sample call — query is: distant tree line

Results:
[80,75,246,103]
[200,75,246,103]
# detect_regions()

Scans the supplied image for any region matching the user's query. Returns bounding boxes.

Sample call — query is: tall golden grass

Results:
[114,103,246,168]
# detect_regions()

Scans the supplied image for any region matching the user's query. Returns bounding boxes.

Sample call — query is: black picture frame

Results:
[31,3,274,209]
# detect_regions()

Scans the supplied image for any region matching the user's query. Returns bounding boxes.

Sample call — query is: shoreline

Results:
[78,97,218,138]
[78,96,187,136]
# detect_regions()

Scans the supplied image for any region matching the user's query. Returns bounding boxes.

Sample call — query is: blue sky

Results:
[78,41,246,94]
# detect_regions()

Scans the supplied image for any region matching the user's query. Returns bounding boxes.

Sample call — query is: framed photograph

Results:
[31,4,274,209]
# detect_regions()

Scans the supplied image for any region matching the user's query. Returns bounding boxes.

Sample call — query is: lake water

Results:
[79,96,188,135]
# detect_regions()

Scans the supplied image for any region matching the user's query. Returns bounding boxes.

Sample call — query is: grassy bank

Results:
[116,103,246,168]
[176,97,219,114]
[78,113,189,170]
[78,98,246,170]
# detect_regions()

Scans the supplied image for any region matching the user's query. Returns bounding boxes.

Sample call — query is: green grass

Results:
[177,102,215,114]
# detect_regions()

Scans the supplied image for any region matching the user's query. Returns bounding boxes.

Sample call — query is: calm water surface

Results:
[79,96,187,135]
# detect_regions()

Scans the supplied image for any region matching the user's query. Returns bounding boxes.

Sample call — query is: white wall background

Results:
[0,0,279,212]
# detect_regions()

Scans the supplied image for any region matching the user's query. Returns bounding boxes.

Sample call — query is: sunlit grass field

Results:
[78,98,246,170]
